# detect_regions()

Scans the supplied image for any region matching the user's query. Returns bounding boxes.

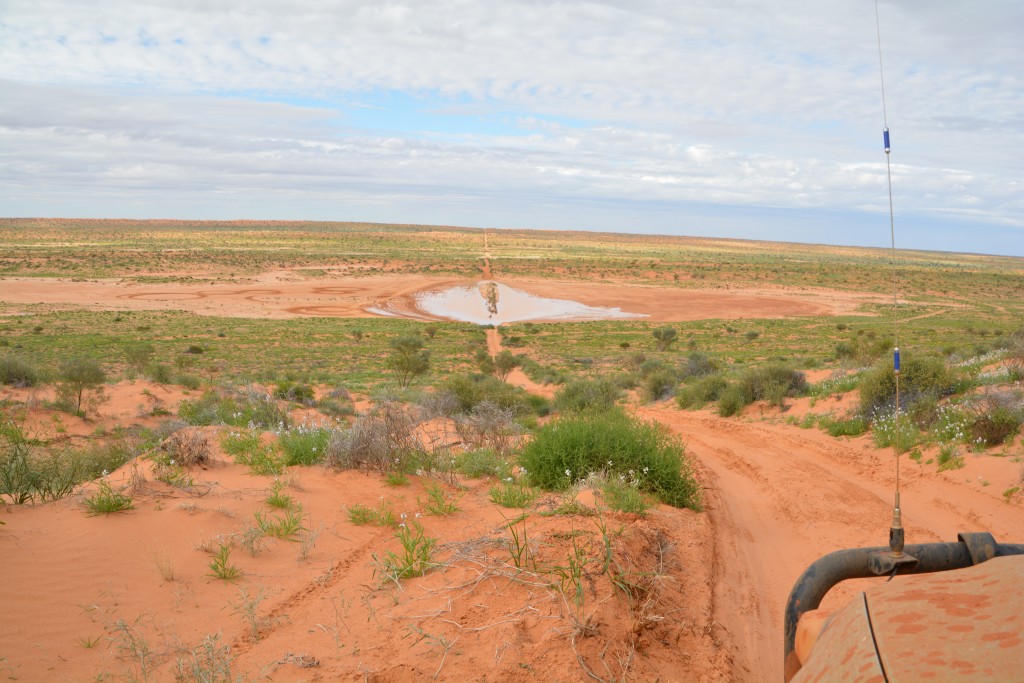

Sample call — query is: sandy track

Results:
[634,406,1024,682]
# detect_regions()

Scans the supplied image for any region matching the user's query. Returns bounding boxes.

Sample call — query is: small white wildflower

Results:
[565,469,571,477]
[415,512,421,518]
[101,469,109,477]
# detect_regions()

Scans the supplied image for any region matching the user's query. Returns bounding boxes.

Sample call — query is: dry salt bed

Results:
[413,281,647,325]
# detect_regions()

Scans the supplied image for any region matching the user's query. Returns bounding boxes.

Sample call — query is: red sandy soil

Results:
[2,272,1022,682]
[0,420,729,682]
[0,271,875,322]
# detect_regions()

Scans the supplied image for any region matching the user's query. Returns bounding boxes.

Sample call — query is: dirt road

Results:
[483,314,1024,681]
[634,406,1024,682]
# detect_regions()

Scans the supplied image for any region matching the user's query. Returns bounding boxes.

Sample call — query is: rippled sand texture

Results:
[414,281,647,325]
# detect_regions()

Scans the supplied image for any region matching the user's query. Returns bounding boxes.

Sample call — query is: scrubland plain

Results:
[1,218,1023,681]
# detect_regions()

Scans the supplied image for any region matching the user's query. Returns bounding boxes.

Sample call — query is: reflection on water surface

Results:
[415,281,645,325]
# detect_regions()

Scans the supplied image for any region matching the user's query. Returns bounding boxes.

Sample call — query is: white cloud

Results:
[0,0,1021,253]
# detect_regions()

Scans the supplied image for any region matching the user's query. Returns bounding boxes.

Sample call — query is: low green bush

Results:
[1,421,143,504]
[553,378,621,413]
[455,448,511,479]
[642,369,679,402]
[969,406,1021,447]
[441,374,542,416]
[175,373,202,391]
[676,375,728,409]
[278,424,334,466]
[716,386,745,417]
[680,352,718,380]
[179,388,289,429]
[859,355,962,420]
[519,408,700,510]
[274,381,316,405]
[0,354,39,387]
[736,364,807,405]
[818,415,868,437]
[147,363,173,384]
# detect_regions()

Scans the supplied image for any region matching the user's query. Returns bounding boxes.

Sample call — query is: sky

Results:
[1,0,1021,256]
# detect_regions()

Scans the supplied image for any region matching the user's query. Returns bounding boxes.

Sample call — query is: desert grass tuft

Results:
[83,480,134,516]
[208,543,242,581]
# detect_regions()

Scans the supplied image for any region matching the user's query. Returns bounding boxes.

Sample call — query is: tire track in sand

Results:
[636,406,1024,682]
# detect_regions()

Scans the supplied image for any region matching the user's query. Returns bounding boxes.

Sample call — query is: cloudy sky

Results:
[1,1,1021,255]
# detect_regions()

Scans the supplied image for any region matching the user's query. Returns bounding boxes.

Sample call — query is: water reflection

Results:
[415,281,645,325]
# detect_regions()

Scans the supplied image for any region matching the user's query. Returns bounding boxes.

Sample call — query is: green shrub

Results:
[179,389,288,429]
[638,358,672,379]
[554,378,621,413]
[642,369,679,402]
[1,419,39,504]
[737,364,807,405]
[716,386,744,417]
[274,381,315,405]
[676,375,728,410]
[819,415,868,437]
[147,363,173,384]
[681,352,717,379]
[0,354,39,387]
[652,326,677,351]
[519,408,700,510]
[455,448,511,479]
[969,406,1021,447]
[57,356,107,414]
[278,424,334,466]
[519,358,568,386]
[859,355,961,419]
[123,342,155,372]
[493,350,520,380]
[440,374,539,416]
[388,335,430,388]
[176,373,202,391]
[317,398,355,418]
[1,420,142,504]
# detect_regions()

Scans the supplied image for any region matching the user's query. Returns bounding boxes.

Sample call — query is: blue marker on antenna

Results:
[883,127,891,154]
[893,347,900,374]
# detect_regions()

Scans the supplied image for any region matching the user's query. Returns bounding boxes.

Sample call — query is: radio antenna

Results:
[875,0,904,559]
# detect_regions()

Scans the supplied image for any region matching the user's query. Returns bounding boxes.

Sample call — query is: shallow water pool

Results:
[414,281,645,325]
